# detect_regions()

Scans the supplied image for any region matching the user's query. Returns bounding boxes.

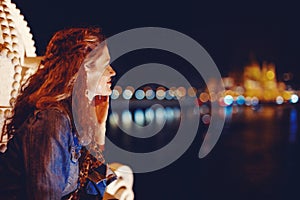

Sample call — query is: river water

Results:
[106,103,300,200]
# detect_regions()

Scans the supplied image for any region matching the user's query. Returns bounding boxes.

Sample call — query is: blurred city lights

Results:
[121,110,132,127]
[290,94,299,104]
[111,89,120,99]
[111,61,299,109]
[145,108,155,123]
[114,85,123,95]
[109,112,119,127]
[266,70,275,80]
[235,86,245,95]
[165,107,175,120]
[165,90,174,100]
[276,96,284,105]
[145,89,155,100]
[224,95,234,106]
[135,89,145,100]
[176,87,186,99]
[245,97,252,106]
[236,95,245,105]
[156,87,166,100]
[251,97,259,106]
[199,92,209,103]
[155,107,166,123]
[123,89,133,100]
[134,109,145,126]
[173,107,181,119]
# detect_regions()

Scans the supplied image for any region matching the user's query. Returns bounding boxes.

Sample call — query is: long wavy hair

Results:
[3,27,105,143]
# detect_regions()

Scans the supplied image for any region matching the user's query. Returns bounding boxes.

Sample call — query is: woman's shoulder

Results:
[20,107,74,145]
[29,107,72,130]
[34,107,70,119]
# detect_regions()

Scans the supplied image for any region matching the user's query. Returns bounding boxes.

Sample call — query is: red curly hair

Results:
[3,27,106,142]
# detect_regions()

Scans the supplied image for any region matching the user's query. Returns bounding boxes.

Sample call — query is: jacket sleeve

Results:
[22,108,73,200]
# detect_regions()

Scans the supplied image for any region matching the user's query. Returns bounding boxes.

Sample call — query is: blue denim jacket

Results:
[0,108,79,199]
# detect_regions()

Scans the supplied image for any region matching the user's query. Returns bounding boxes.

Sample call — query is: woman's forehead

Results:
[85,44,110,64]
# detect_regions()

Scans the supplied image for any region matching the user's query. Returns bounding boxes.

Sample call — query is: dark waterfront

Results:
[107,103,300,200]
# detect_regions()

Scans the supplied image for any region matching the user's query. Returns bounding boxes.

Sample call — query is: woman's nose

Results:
[108,65,116,76]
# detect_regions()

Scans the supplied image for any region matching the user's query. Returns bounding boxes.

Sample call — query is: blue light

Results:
[145,89,155,100]
[165,90,173,100]
[236,95,245,105]
[111,89,120,99]
[135,89,145,100]
[290,94,299,104]
[224,95,234,106]
[289,108,298,143]
[165,107,175,120]
[134,109,145,126]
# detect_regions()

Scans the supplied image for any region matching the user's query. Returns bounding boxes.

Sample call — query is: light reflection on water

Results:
[289,108,298,143]
[107,102,300,200]
[107,103,299,153]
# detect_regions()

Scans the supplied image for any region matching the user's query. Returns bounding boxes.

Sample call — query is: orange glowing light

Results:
[266,70,275,80]
[199,92,209,103]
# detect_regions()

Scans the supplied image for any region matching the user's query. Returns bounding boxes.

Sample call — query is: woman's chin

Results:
[95,91,112,97]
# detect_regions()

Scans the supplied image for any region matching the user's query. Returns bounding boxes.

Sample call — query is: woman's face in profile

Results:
[85,44,116,100]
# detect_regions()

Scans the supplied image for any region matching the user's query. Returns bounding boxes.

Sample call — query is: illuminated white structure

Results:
[0,0,39,142]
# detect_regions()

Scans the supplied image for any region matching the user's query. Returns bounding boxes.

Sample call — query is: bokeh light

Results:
[145,89,155,100]
[156,87,166,100]
[134,109,145,126]
[224,95,234,106]
[276,96,284,105]
[290,94,299,104]
[135,89,145,100]
[236,95,245,105]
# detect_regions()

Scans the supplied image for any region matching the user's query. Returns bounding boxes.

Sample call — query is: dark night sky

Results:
[12,0,300,87]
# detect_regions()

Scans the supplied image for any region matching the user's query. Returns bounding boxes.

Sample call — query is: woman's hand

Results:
[104,163,135,200]
[94,95,109,124]
[94,95,109,150]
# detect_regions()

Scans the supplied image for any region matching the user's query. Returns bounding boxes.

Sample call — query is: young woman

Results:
[0,27,118,199]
